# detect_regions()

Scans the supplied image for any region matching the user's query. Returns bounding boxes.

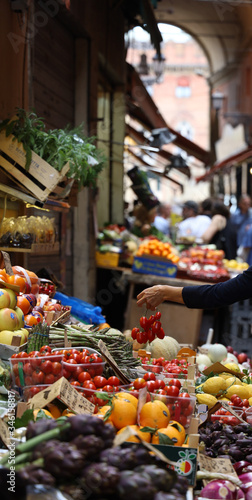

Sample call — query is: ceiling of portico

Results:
[152,0,252,85]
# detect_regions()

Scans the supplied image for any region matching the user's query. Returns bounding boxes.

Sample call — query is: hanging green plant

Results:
[0,108,106,188]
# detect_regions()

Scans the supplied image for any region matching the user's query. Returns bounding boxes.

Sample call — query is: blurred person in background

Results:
[177,200,211,240]
[153,203,171,236]
[230,194,252,249]
[200,198,213,218]
[201,200,237,259]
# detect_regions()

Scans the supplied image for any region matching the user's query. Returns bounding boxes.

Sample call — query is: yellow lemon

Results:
[226,384,249,400]
[224,363,241,374]
[225,376,242,387]
[202,377,226,396]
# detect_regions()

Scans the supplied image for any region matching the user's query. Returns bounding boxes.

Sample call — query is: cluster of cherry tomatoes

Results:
[10,345,63,389]
[131,311,165,344]
[140,356,189,377]
[127,372,194,428]
[212,394,250,425]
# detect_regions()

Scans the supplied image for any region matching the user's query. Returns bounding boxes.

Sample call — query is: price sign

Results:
[29,377,95,414]
[199,453,237,485]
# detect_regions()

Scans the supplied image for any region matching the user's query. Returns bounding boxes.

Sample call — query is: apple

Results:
[237,352,248,364]
[6,289,17,309]
[0,308,19,331]
[0,289,10,309]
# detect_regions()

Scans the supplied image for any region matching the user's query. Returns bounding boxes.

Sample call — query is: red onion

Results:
[233,463,251,476]
[200,480,243,499]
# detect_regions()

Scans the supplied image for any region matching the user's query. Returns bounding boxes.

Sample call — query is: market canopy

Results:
[196,147,252,183]
[126,63,211,166]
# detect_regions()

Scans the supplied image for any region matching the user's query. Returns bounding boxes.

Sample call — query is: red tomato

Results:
[62,368,71,379]
[136,331,147,344]
[168,379,182,389]
[30,357,41,370]
[133,378,147,390]
[32,370,45,385]
[242,399,250,408]
[64,359,77,371]
[131,327,139,340]
[156,327,165,339]
[23,363,32,376]
[155,379,165,389]
[24,376,32,386]
[147,315,155,327]
[230,394,242,407]
[155,389,167,396]
[146,380,157,392]
[147,329,156,343]
[82,381,96,390]
[139,316,148,330]
[17,352,28,359]
[40,360,53,375]
[129,389,139,399]
[143,372,156,381]
[165,385,180,397]
[72,366,84,380]
[70,353,82,363]
[183,404,193,417]
[93,376,107,388]
[154,311,161,320]
[78,371,91,384]
[28,386,41,398]
[44,373,55,384]
[179,392,191,408]
[152,321,161,334]
[52,362,62,376]
[71,381,81,387]
[107,376,120,387]
[39,345,51,354]
[102,385,115,393]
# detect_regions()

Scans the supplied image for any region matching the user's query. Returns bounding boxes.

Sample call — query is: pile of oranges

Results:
[96,393,186,446]
[136,239,179,264]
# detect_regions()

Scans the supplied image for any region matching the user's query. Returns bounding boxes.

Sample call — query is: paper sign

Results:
[199,453,237,485]
[0,419,11,448]
[203,361,244,379]
[28,377,95,414]
[98,339,131,385]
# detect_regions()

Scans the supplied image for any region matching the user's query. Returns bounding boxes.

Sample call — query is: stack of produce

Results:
[135,238,179,264]
[177,246,229,281]
[0,414,188,500]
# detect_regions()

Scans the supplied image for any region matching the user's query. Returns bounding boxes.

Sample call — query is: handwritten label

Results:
[199,454,237,485]
[0,419,10,448]
[29,377,95,414]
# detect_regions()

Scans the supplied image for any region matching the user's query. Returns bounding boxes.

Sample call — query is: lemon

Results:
[219,372,236,380]
[225,376,242,387]
[224,363,241,374]
[217,397,229,402]
[246,385,252,398]
[202,376,226,396]
[248,397,252,406]
[226,384,250,400]
[196,393,218,408]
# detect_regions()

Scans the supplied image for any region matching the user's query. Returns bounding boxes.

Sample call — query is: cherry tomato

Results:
[62,368,71,379]
[17,352,28,359]
[152,321,161,334]
[136,331,146,344]
[52,362,62,376]
[155,379,165,389]
[168,379,182,389]
[156,327,165,339]
[71,381,81,387]
[39,345,51,354]
[165,385,180,397]
[146,380,157,392]
[147,329,156,343]
[133,378,147,390]
[72,366,85,380]
[242,398,250,408]
[32,370,45,385]
[143,372,156,381]
[230,394,243,407]
[147,315,155,327]
[179,392,191,408]
[82,381,96,390]
[107,376,120,387]
[154,311,161,320]
[93,376,107,388]
[64,359,77,371]
[78,371,91,384]
[43,373,54,384]
[40,360,53,375]
[102,385,114,393]
[131,327,139,340]
[24,376,32,386]
[23,363,32,376]
[70,353,82,364]
[28,386,41,398]
[183,404,193,417]
[30,357,41,370]
[139,316,148,330]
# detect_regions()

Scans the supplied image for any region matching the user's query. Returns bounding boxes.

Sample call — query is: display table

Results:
[121,270,208,348]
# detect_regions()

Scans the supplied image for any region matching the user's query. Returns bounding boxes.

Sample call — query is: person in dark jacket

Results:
[136,265,252,310]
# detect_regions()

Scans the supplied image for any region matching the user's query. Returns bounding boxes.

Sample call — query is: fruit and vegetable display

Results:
[177,246,230,281]
[135,238,179,264]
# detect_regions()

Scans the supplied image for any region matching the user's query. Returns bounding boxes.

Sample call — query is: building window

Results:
[175,76,191,98]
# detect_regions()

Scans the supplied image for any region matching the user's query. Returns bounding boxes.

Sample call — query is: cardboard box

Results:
[95,251,120,267]
[0,132,69,202]
[132,255,177,278]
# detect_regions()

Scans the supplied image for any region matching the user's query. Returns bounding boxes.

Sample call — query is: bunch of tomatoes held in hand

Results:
[131,310,165,344]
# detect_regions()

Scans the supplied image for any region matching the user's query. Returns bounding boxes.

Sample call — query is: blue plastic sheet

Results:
[54,292,106,325]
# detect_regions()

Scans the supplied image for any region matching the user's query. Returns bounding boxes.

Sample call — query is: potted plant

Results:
[0,109,105,200]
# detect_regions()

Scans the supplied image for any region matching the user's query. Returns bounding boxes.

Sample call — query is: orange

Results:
[33,408,53,420]
[24,314,40,326]
[116,425,151,443]
[0,269,8,282]
[7,274,27,293]
[46,403,62,419]
[139,400,170,429]
[115,392,138,409]
[110,398,137,429]
[152,425,185,446]
[62,408,76,417]
[168,420,186,444]
[98,322,110,330]
[17,295,32,315]
[96,405,114,424]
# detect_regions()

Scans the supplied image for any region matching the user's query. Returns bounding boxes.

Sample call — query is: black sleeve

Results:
[182,266,252,309]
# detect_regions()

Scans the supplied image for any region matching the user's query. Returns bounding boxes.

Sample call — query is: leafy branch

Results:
[0,109,106,188]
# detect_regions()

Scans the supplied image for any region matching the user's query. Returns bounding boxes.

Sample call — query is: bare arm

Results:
[137,285,184,310]
[201,214,226,243]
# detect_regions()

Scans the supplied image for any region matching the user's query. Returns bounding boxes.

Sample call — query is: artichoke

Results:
[43,441,86,479]
[17,464,55,487]
[71,434,104,459]
[80,462,120,496]
[99,446,138,470]
[66,414,106,440]
[135,465,177,492]
[26,418,58,440]
[117,470,156,500]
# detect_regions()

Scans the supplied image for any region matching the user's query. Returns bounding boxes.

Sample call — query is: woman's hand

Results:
[137,285,185,310]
